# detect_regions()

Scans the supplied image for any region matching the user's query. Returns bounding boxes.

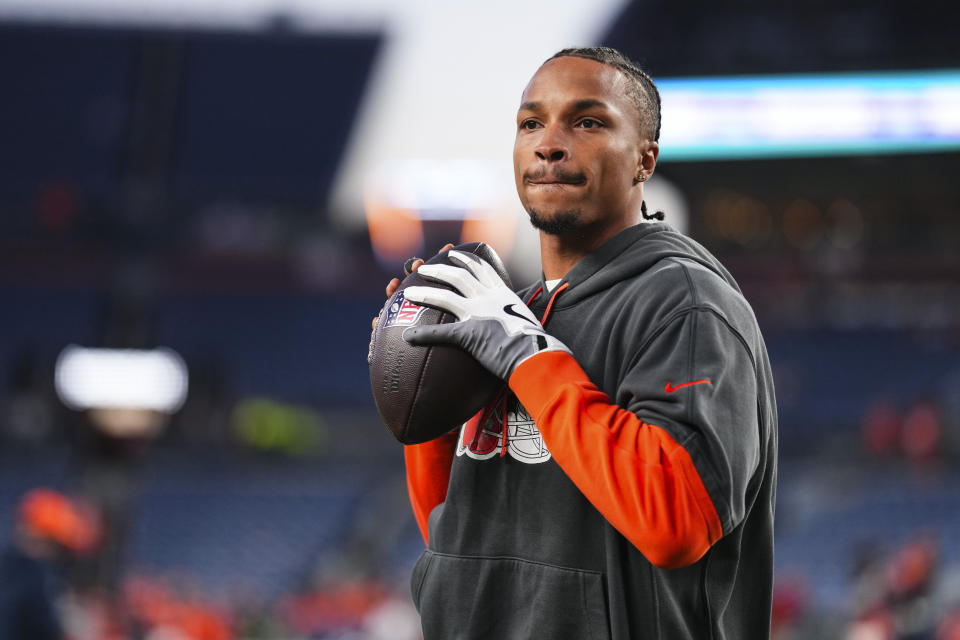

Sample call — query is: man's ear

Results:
[634,140,659,183]
[642,140,659,173]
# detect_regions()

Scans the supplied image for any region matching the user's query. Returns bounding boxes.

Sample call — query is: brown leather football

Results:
[369,242,512,444]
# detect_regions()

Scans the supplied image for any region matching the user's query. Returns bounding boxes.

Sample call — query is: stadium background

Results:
[1,1,959,638]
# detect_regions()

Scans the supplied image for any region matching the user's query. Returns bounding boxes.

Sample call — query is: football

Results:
[369,242,512,444]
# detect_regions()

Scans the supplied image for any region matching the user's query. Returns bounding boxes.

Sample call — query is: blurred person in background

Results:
[846,535,941,640]
[0,488,99,640]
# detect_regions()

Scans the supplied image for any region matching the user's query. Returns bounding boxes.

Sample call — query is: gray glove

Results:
[402,250,571,381]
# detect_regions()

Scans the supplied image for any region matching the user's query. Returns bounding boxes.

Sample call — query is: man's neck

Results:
[539,220,637,280]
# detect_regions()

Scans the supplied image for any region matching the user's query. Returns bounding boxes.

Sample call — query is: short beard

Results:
[528,208,587,236]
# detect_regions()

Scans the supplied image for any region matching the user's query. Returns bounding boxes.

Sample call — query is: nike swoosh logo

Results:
[665,379,712,393]
[503,304,538,325]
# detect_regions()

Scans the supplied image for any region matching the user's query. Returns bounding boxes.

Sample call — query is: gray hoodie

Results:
[410,222,778,639]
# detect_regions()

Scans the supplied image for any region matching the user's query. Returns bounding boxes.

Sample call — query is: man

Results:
[387,46,777,639]
[0,489,99,640]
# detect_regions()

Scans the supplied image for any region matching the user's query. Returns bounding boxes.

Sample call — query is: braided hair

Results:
[641,201,664,221]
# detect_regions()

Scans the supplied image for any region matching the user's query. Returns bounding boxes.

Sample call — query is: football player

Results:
[378,47,777,640]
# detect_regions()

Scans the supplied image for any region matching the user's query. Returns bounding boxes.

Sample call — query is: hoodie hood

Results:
[534,222,743,308]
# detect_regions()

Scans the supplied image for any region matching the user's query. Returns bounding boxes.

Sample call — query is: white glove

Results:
[402,250,570,381]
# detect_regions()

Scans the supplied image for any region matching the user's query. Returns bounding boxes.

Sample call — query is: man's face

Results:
[513,56,652,236]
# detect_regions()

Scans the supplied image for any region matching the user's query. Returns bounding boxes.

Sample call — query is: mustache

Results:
[524,167,586,184]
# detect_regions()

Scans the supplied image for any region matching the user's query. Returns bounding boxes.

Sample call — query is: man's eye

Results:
[520,120,540,130]
[577,118,601,129]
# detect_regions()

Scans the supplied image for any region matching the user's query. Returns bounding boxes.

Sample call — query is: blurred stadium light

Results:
[658,70,960,160]
[0,0,393,28]
[363,158,516,266]
[367,159,503,220]
[54,345,188,412]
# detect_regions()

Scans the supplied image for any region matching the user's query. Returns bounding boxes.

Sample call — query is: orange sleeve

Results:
[404,430,459,545]
[509,350,724,569]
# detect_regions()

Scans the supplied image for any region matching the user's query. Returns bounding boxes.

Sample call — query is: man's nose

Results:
[534,127,568,162]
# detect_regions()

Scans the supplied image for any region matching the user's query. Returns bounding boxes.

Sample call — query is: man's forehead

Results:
[519,56,629,110]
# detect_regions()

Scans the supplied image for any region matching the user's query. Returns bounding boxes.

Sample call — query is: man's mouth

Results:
[525,175,586,187]
[524,168,586,187]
